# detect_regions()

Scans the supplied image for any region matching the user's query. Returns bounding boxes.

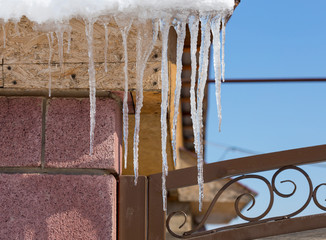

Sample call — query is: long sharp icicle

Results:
[221,17,226,83]
[171,19,186,167]
[47,32,54,97]
[188,15,199,154]
[67,30,71,53]
[160,16,171,211]
[196,14,212,211]
[2,23,5,48]
[211,16,222,131]
[85,19,97,155]
[104,23,109,73]
[55,29,64,73]
[115,16,133,169]
[133,19,159,185]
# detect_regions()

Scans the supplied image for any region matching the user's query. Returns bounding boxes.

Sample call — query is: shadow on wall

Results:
[0,174,116,239]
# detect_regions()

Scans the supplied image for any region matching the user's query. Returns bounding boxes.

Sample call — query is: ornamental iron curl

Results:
[166,165,325,239]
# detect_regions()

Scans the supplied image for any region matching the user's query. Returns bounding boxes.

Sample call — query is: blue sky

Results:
[205,0,326,224]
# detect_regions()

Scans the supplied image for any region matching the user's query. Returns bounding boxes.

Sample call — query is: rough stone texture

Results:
[45,98,122,172]
[0,174,116,240]
[0,97,42,167]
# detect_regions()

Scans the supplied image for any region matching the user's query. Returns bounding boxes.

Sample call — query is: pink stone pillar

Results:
[0,96,122,240]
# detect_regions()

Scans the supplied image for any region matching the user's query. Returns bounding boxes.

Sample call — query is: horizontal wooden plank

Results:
[3,62,161,91]
[0,17,163,91]
[1,17,162,64]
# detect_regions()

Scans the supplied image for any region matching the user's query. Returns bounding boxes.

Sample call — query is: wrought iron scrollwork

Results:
[166,165,326,239]
[313,183,326,211]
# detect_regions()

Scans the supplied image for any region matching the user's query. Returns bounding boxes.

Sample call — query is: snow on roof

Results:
[0,0,234,23]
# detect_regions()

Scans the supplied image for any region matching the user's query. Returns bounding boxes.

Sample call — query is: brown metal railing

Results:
[147,144,326,240]
[118,145,326,240]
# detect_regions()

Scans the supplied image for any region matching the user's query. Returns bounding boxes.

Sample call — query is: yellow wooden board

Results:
[123,112,174,176]
[0,17,162,91]
[3,61,161,91]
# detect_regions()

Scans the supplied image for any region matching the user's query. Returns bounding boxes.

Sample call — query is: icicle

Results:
[103,23,109,73]
[67,30,71,53]
[14,21,20,36]
[160,16,171,212]
[115,16,133,170]
[47,32,54,97]
[196,14,212,212]
[133,19,159,185]
[221,17,226,83]
[2,23,5,48]
[211,16,222,131]
[85,19,97,155]
[55,29,64,72]
[188,15,199,154]
[171,18,186,167]
[50,32,54,44]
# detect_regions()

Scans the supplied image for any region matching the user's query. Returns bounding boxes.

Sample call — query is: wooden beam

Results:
[1,17,162,91]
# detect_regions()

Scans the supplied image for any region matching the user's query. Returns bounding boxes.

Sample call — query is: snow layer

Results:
[0,0,234,23]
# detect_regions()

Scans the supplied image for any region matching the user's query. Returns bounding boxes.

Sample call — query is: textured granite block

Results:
[0,174,116,240]
[0,97,42,167]
[45,98,122,172]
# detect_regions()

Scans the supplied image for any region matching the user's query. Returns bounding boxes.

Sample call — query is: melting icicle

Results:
[188,15,199,154]
[2,24,5,48]
[160,16,171,212]
[47,32,54,97]
[115,16,133,170]
[133,19,159,185]
[103,23,109,73]
[14,21,20,36]
[171,18,186,167]
[221,17,226,82]
[196,14,212,211]
[211,16,222,131]
[55,29,64,72]
[67,30,71,53]
[85,19,97,155]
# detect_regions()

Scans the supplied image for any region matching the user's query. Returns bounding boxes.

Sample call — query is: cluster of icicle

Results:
[161,13,228,211]
[0,10,230,212]
[111,12,230,211]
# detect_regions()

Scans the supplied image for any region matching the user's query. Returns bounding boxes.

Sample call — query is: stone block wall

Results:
[0,96,122,239]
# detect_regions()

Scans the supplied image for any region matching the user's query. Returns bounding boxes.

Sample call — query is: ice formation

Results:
[196,15,212,211]
[160,16,171,211]
[0,0,234,211]
[115,15,133,169]
[103,22,109,73]
[211,16,222,132]
[171,18,186,167]
[188,15,199,154]
[46,32,54,97]
[2,24,5,48]
[133,19,159,185]
[85,19,97,156]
